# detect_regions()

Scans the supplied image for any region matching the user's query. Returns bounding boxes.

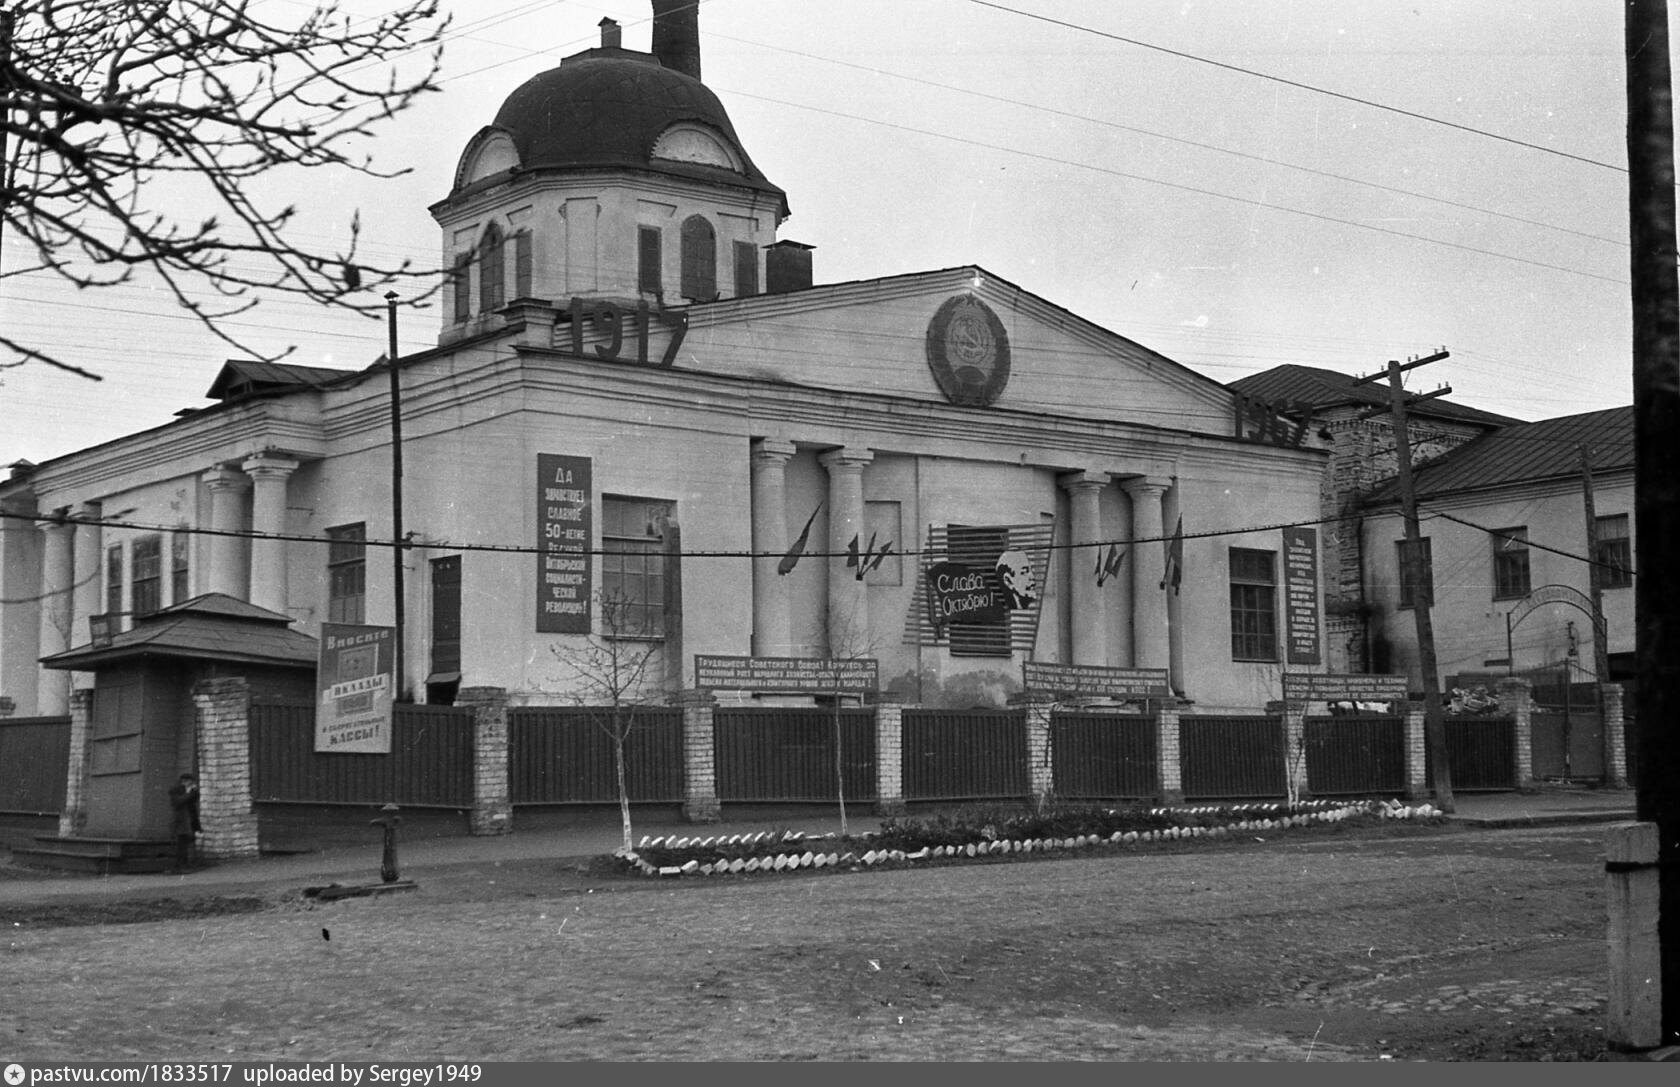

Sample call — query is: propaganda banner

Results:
[316,623,395,753]
[694,655,879,696]
[537,453,592,634]
[1282,525,1322,665]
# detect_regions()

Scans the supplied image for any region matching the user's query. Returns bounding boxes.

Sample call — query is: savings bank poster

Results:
[316,623,395,753]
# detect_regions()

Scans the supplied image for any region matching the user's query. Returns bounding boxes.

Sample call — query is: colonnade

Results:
[18,453,299,715]
[746,438,1180,679]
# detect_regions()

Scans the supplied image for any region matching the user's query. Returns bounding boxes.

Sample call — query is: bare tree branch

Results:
[0,0,451,377]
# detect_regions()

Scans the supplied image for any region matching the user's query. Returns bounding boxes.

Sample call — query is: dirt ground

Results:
[0,820,1620,1061]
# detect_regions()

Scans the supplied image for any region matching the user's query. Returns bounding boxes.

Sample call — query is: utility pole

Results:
[387,292,406,702]
[1354,351,1455,814]
[1579,444,1622,787]
[1625,0,1680,1047]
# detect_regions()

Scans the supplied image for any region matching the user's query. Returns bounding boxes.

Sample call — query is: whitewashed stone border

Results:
[616,799,1445,878]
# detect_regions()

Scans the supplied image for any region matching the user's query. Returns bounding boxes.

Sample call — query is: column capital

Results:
[818,446,873,473]
[242,453,301,480]
[751,437,798,463]
[1058,470,1110,494]
[202,466,250,492]
[1119,474,1172,498]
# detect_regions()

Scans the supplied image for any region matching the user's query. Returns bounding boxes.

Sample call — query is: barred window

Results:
[327,523,367,624]
[1596,514,1633,590]
[1228,548,1277,661]
[601,497,674,639]
[1492,526,1531,600]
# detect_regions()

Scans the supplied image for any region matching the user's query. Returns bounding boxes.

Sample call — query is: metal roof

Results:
[205,359,355,402]
[1229,364,1518,428]
[1364,405,1632,505]
[40,592,319,671]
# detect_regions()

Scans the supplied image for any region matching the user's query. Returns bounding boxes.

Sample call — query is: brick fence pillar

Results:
[1155,698,1184,805]
[1496,677,1534,789]
[1023,699,1055,810]
[458,686,512,836]
[678,690,719,823]
[1601,682,1628,789]
[191,677,259,860]
[874,697,906,816]
[1403,701,1429,800]
[57,688,93,837]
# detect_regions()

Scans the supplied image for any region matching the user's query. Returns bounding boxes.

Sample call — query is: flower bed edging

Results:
[614,798,1445,879]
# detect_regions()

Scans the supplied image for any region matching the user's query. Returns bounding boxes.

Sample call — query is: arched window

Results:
[679,215,716,302]
[451,251,472,323]
[479,223,505,314]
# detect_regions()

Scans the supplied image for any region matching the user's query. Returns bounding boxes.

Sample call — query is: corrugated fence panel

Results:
[1426,716,1516,791]
[1180,715,1285,799]
[0,716,71,814]
[714,708,877,802]
[1304,715,1405,796]
[1050,712,1158,799]
[509,707,683,804]
[250,701,474,807]
[902,709,1028,802]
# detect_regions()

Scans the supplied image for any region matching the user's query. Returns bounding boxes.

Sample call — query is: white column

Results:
[70,502,102,692]
[37,516,74,715]
[1061,471,1108,666]
[243,454,299,615]
[818,447,873,657]
[1123,477,1170,671]
[750,438,798,657]
[202,467,250,599]
[0,497,43,715]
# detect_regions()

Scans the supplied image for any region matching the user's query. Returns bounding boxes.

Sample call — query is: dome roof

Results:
[471,48,786,215]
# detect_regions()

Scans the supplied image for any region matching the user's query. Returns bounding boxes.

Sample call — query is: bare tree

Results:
[816,596,883,838]
[552,589,666,853]
[0,0,449,379]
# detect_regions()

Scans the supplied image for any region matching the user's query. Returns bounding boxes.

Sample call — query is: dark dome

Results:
[483,48,786,214]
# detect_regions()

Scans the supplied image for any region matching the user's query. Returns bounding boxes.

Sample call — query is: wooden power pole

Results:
[1354,351,1456,814]
[1625,0,1680,1047]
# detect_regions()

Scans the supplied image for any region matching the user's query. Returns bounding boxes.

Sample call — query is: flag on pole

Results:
[1160,516,1183,594]
[778,503,823,575]
[1095,544,1126,587]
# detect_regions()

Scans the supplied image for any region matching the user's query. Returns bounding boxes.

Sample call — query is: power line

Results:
[968,0,1624,173]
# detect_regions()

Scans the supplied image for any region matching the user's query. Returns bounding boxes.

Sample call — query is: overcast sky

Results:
[0,0,1646,465]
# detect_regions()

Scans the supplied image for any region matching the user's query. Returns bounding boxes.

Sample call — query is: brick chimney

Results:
[651,0,701,80]
[599,18,622,50]
[765,241,815,294]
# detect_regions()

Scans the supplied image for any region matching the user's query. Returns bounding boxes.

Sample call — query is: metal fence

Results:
[1530,709,1604,781]
[901,709,1029,802]
[0,716,71,815]
[1049,712,1158,799]
[1180,715,1286,799]
[714,707,877,802]
[1426,715,1516,791]
[1304,714,1406,796]
[509,706,684,804]
[250,701,475,807]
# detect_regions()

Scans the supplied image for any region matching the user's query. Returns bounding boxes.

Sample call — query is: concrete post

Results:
[1605,821,1663,1051]
[873,697,906,816]
[1155,698,1184,805]
[459,686,512,836]
[1496,677,1535,789]
[1403,701,1429,800]
[57,687,93,837]
[679,690,720,823]
[191,677,260,860]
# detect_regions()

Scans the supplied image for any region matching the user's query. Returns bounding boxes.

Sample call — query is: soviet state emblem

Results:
[926,294,1011,407]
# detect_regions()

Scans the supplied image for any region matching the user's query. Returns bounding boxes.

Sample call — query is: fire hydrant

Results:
[371,803,402,883]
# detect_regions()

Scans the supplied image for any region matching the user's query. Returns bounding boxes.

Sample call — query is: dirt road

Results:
[0,820,1615,1061]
